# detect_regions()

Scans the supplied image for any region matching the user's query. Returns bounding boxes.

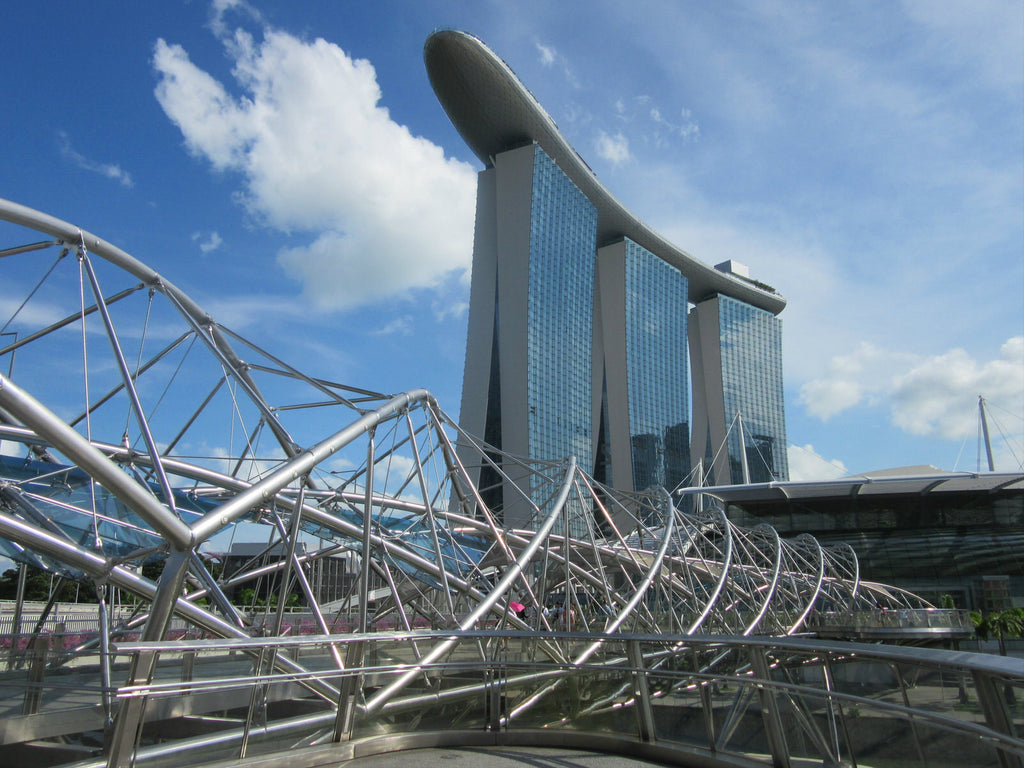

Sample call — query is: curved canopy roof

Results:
[693,469,1024,504]
[424,29,786,315]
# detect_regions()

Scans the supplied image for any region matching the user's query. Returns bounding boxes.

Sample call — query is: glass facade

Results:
[725,488,1024,610]
[463,141,791,531]
[623,240,690,492]
[718,296,789,483]
[525,146,598,469]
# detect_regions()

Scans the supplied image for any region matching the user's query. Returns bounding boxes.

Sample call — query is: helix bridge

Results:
[0,198,1019,768]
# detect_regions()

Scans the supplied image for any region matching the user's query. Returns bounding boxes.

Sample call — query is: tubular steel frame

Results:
[0,199,993,768]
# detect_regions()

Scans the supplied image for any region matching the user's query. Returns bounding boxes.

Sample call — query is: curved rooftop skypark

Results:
[426,30,790,495]
[424,29,785,314]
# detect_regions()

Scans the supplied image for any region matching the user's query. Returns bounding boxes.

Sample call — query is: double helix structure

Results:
[0,197,914,643]
[0,198,1018,768]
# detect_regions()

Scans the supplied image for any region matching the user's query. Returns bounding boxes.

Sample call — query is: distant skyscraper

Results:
[458,143,598,527]
[595,239,690,494]
[425,30,789,523]
[690,293,789,486]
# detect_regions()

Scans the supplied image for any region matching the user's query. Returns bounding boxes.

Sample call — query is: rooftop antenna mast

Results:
[979,395,995,472]
[737,411,751,484]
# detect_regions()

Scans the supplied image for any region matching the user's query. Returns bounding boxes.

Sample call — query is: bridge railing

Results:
[805,607,976,637]
[82,630,1023,768]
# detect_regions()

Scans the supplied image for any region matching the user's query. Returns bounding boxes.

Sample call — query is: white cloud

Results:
[0,293,66,330]
[646,104,699,143]
[799,377,863,422]
[800,337,1024,455]
[327,454,355,474]
[601,95,699,156]
[595,130,631,165]
[371,316,412,337]
[153,24,477,311]
[209,0,260,38]
[533,39,578,88]
[536,41,556,67]
[194,443,286,484]
[891,336,1024,440]
[799,342,919,420]
[57,131,133,188]
[787,444,849,482]
[0,439,27,458]
[373,453,427,500]
[431,297,468,322]
[377,453,414,479]
[192,231,223,254]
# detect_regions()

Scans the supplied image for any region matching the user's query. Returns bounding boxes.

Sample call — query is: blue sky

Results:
[1,0,1022,480]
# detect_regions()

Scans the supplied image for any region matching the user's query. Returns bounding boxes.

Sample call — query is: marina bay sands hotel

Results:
[426,31,789,511]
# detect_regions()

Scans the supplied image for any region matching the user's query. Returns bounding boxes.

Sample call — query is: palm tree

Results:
[971,608,1024,705]
[971,608,1024,656]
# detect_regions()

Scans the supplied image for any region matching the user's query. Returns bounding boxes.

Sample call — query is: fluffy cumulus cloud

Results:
[787,444,849,482]
[801,336,1024,446]
[799,343,919,421]
[890,337,1024,439]
[152,23,476,311]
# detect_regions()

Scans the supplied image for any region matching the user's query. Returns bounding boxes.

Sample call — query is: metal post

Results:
[738,412,750,485]
[333,640,365,743]
[239,646,270,759]
[106,550,190,768]
[486,666,501,732]
[21,632,49,715]
[979,396,996,472]
[8,561,26,670]
[973,669,1022,768]
[97,583,113,728]
[359,430,375,634]
[628,638,656,742]
[749,645,791,768]
[823,655,856,768]
[891,662,927,767]
[405,411,457,621]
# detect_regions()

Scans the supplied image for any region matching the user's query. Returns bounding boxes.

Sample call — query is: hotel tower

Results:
[425,31,789,526]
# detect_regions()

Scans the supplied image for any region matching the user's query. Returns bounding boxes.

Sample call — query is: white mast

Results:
[979,395,995,472]
[737,411,751,484]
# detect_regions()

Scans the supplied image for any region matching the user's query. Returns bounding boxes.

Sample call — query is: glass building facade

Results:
[690,293,789,487]
[457,142,599,534]
[437,27,792,521]
[526,147,598,469]
[622,240,690,493]
[459,140,789,533]
[718,296,789,484]
[722,481,1024,611]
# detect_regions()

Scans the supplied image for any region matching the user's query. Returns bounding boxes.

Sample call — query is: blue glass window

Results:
[525,146,598,536]
[623,240,690,493]
[717,296,789,483]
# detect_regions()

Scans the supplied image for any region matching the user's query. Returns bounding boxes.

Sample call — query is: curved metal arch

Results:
[0,372,193,550]
[784,533,827,635]
[0,196,949,768]
[0,198,304,462]
[362,456,578,717]
[680,506,734,634]
[737,523,784,635]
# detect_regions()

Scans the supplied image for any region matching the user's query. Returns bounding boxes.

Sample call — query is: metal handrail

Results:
[94,629,1024,768]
